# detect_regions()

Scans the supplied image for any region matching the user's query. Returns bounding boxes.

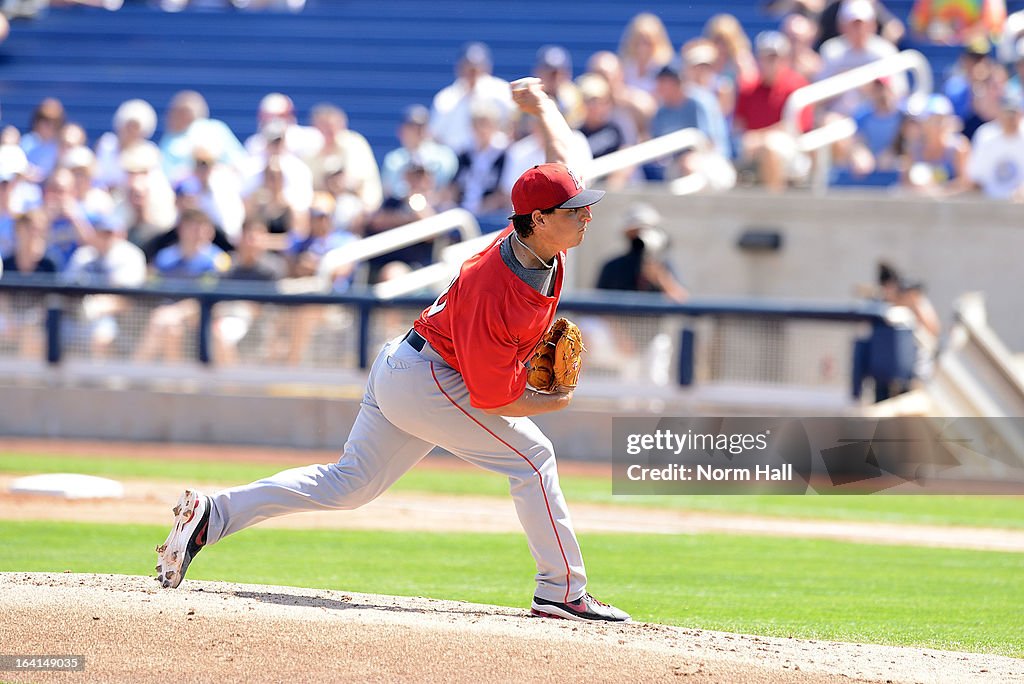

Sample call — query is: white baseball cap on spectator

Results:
[61,145,96,170]
[258,92,295,125]
[576,73,611,101]
[683,43,717,67]
[622,202,668,252]
[839,0,876,23]
[120,144,160,174]
[755,31,791,57]
[0,144,28,181]
[113,99,158,138]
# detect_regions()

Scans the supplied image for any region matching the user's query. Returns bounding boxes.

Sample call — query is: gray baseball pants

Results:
[205,334,587,603]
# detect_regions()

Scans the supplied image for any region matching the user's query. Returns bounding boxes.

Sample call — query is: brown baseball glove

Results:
[526,318,585,393]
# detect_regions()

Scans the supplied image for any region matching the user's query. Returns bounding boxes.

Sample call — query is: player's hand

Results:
[510,77,546,115]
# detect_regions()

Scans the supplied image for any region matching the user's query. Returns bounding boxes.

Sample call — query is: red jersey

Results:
[415,226,563,409]
[734,66,812,132]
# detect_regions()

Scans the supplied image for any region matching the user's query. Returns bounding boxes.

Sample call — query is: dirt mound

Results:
[0,574,1020,684]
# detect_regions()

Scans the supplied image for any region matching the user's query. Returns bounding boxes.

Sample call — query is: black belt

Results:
[403,328,426,352]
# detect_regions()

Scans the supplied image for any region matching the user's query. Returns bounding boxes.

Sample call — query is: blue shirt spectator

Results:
[20,98,65,181]
[651,67,731,157]
[154,242,231,279]
[151,208,231,280]
[381,105,459,199]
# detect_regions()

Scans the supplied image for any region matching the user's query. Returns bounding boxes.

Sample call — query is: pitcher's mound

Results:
[0,573,1019,683]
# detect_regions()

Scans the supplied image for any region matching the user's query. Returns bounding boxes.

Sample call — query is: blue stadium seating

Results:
[0,0,779,162]
[0,0,1020,165]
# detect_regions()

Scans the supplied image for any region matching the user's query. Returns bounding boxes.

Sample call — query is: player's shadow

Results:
[225,589,511,619]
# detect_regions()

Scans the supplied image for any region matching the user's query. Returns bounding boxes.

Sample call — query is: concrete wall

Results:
[0,385,640,461]
[570,189,1023,350]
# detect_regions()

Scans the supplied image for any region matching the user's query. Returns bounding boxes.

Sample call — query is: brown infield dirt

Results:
[3,438,1024,683]
[1,573,1022,684]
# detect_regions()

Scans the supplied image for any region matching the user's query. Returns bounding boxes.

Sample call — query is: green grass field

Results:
[2,451,1024,529]
[1,520,1021,658]
[2,450,1024,658]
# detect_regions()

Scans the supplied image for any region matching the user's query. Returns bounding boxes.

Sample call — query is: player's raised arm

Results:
[510,77,575,165]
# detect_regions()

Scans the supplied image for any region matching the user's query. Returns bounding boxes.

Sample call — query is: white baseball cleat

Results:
[531,593,631,622]
[155,489,210,589]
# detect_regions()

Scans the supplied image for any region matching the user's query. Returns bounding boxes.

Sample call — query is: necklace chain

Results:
[513,232,554,269]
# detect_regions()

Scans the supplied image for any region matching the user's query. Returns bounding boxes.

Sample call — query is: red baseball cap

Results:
[509,163,605,218]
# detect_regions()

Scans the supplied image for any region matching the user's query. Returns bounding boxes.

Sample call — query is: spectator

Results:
[703,14,759,91]
[20,98,65,182]
[430,42,513,154]
[816,0,905,49]
[286,192,357,284]
[1011,37,1024,93]
[94,99,162,191]
[381,104,458,200]
[899,94,971,196]
[450,99,510,230]
[282,192,359,365]
[366,161,448,280]
[305,102,383,214]
[56,122,88,165]
[781,12,824,80]
[618,12,676,95]
[734,32,813,192]
[176,143,245,243]
[910,0,1006,46]
[961,61,1010,140]
[997,8,1024,63]
[875,261,941,393]
[243,92,321,160]
[576,74,628,158]
[967,91,1024,199]
[649,65,734,187]
[135,209,230,363]
[585,51,656,144]
[877,262,941,337]
[241,121,313,235]
[574,74,633,189]
[42,167,98,271]
[213,218,285,366]
[818,0,907,117]
[62,214,147,358]
[596,202,688,302]
[159,90,247,185]
[60,145,115,220]
[243,156,298,248]
[149,208,231,280]
[321,158,369,236]
[0,145,42,260]
[763,0,826,18]
[0,210,55,358]
[535,45,583,128]
[849,77,905,174]
[942,37,997,123]
[112,145,177,252]
[681,38,735,121]
[2,209,56,276]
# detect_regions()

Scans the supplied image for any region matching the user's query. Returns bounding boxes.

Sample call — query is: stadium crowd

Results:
[0,0,1022,361]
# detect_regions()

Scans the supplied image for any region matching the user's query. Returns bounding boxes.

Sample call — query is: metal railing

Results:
[314,207,481,287]
[782,49,933,194]
[0,275,912,403]
[366,127,716,299]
